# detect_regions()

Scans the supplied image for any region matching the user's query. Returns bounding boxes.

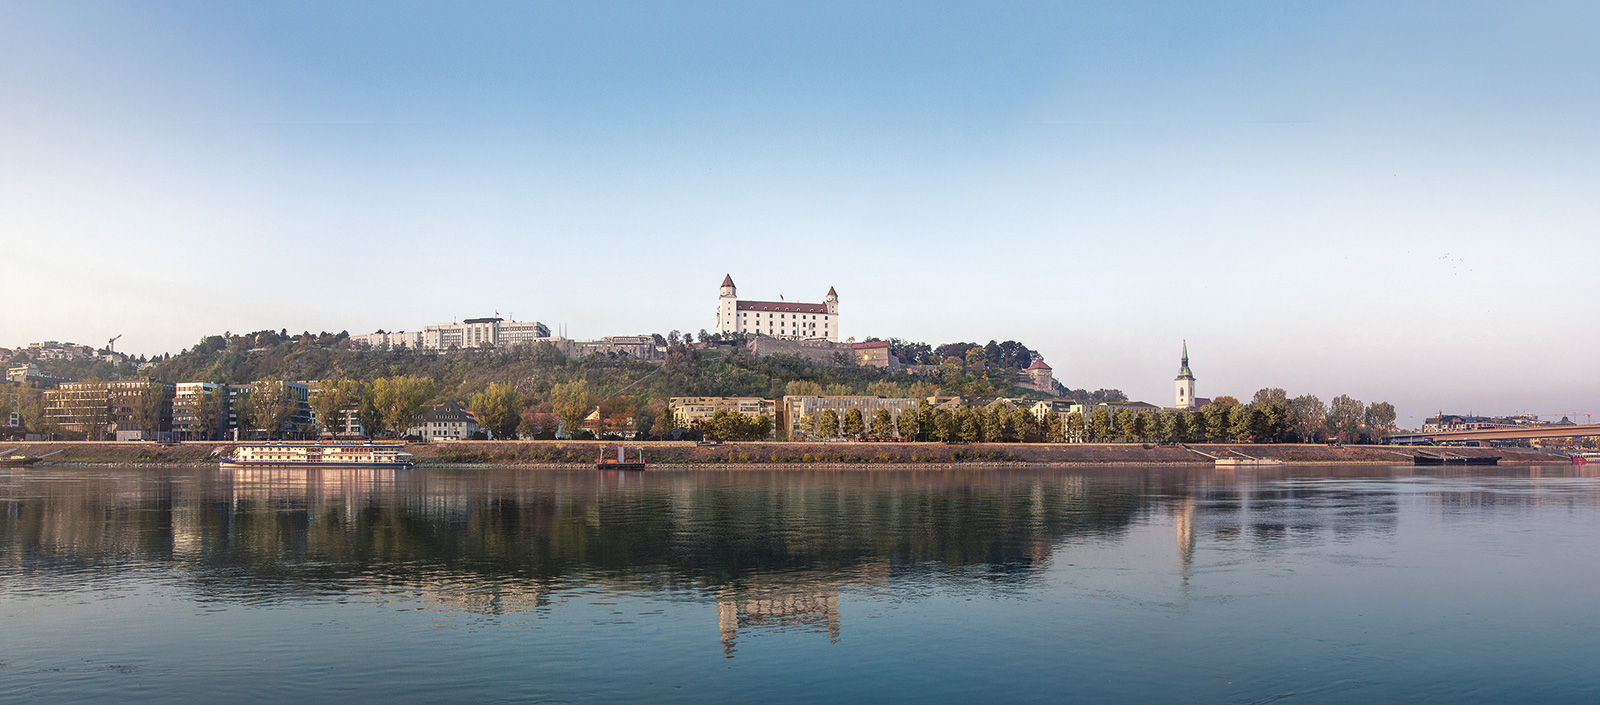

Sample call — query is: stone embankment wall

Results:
[4,440,1560,466]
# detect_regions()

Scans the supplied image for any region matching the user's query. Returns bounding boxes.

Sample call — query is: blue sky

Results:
[3,1,1597,425]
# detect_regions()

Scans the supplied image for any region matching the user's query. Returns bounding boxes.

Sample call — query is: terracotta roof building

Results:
[851,340,898,370]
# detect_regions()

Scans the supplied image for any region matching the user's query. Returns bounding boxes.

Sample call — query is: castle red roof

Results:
[1026,359,1052,370]
[827,286,837,296]
[721,274,735,287]
[736,300,828,314]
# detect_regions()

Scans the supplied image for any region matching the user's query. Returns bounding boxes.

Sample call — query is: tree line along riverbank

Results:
[4,441,1555,466]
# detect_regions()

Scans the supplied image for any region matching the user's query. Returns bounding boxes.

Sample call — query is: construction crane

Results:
[1535,412,1593,424]
[107,334,122,354]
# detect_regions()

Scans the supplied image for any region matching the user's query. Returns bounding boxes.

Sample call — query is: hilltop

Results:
[25,329,1117,409]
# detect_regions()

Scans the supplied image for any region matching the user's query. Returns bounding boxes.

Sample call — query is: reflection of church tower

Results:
[1174,341,1197,410]
[1174,497,1195,575]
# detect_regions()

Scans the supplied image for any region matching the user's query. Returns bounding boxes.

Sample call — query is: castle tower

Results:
[1174,340,1197,410]
[1026,359,1054,395]
[717,274,738,336]
[825,286,838,316]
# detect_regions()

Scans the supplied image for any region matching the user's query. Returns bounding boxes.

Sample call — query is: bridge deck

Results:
[1387,423,1600,444]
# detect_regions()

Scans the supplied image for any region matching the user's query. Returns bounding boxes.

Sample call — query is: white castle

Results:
[715,275,839,342]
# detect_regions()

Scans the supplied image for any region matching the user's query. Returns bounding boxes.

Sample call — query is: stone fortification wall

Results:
[745,337,853,366]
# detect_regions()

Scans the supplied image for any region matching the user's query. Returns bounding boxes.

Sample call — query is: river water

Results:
[1,464,1597,703]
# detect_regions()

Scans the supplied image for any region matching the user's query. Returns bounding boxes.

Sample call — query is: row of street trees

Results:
[305,375,438,438]
[691,409,773,442]
[780,389,1398,444]
[1051,392,1395,444]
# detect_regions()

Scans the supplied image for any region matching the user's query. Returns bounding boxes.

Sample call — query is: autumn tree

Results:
[1013,407,1040,442]
[656,407,680,434]
[870,408,893,438]
[1137,410,1159,442]
[917,402,936,441]
[470,383,524,440]
[1064,411,1085,443]
[519,401,560,439]
[192,386,226,440]
[247,380,294,439]
[842,408,865,439]
[1108,408,1131,442]
[786,380,824,397]
[1328,395,1365,443]
[311,379,363,437]
[983,407,1004,442]
[1364,402,1397,439]
[1289,395,1326,443]
[1257,399,1290,442]
[818,409,840,439]
[1046,412,1065,443]
[958,408,981,442]
[1228,404,1253,442]
[358,394,384,439]
[372,375,439,438]
[1201,399,1236,442]
[1252,387,1288,406]
[795,412,816,440]
[597,397,637,437]
[75,394,112,441]
[1161,411,1187,443]
[549,380,594,438]
[134,382,169,437]
[1089,408,1113,442]
[895,409,919,439]
[932,408,955,442]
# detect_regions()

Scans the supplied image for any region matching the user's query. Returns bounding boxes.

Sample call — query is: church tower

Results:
[1174,340,1197,410]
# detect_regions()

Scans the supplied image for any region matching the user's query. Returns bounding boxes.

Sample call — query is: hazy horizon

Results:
[4,1,1597,425]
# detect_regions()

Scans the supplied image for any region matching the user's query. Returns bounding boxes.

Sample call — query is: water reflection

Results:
[3,465,1599,650]
[1,467,1146,599]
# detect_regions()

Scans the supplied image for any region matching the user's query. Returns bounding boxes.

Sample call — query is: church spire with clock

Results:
[1174,341,1198,410]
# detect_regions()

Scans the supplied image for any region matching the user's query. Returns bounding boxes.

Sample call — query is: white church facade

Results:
[715,275,839,342]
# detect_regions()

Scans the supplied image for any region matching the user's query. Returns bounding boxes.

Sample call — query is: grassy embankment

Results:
[3,440,1558,466]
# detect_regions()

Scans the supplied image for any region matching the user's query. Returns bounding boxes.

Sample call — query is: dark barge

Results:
[1413,451,1500,466]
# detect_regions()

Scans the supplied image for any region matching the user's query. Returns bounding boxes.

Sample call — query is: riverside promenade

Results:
[3,440,1555,466]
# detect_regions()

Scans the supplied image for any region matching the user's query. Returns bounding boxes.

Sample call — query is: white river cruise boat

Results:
[220,441,413,469]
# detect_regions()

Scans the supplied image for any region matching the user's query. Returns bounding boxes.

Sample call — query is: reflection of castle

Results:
[717,585,841,655]
[712,562,889,655]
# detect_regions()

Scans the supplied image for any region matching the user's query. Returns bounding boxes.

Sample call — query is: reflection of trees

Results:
[16,466,1585,606]
[0,468,1148,596]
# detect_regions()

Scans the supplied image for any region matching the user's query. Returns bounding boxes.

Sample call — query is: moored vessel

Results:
[0,448,64,467]
[597,445,647,471]
[1413,451,1500,466]
[1213,456,1284,467]
[220,441,412,469]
